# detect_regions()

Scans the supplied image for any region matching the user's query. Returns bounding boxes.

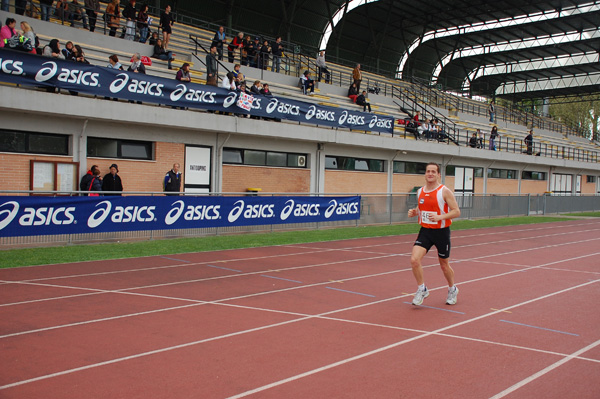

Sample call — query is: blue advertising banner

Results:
[0,49,394,133]
[0,195,361,237]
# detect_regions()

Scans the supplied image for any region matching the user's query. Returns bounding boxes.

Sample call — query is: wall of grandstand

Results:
[2,80,600,196]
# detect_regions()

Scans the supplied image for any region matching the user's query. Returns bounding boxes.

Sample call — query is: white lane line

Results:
[488,338,600,399]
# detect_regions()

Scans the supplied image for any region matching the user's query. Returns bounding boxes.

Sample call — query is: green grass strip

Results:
[0,216,570,269]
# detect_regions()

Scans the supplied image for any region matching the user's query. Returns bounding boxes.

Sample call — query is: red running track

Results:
[1,220,599,398]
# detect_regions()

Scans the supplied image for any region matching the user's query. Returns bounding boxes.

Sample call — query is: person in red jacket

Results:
[407,162,461,306]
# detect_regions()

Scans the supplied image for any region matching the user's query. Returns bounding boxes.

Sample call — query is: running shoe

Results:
[412,286,429,305]
[446,286,459,305]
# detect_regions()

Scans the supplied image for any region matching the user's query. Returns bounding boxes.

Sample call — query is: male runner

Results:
[407,162,461,305]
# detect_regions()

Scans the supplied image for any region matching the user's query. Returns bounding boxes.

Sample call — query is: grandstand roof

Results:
[190,0,600,101]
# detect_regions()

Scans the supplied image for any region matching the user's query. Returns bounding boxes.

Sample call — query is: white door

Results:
[184,145,212,193]
[454,167,474,208]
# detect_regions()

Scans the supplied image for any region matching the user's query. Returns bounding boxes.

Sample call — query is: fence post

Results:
[527,193,530,216]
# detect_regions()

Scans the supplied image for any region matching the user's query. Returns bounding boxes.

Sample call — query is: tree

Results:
[549,95,600,140]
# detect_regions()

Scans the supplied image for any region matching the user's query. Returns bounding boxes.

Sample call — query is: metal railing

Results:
[1,191,598,248]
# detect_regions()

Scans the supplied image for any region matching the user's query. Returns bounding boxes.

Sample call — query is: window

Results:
[488,168,517,179]
[393,161,427,174]
[87,137,153,160]
[326,156,384,172]
[522,171,547,180]
[586,175,596,183]
[223,148,307,168]
[0,129,68,155]
[445,166,484,177]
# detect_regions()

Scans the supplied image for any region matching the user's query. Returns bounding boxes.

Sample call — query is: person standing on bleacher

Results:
[84,0,100,32]
[123,0,137,40]
[160,5,174,50]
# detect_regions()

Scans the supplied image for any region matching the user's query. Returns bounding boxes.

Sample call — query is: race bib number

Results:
[421,211,437,225]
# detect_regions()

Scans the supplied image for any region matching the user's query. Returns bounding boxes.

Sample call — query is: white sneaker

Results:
[412,286,429,305]
[446,286,459,305]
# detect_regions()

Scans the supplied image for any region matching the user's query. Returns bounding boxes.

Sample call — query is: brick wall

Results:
[392,174,424,193]
[222,165,310,193]
[521,180,548,194]
[581,177,597,194]
[0,153,74,192]
[487,178,519,194]
[325,170,387,193]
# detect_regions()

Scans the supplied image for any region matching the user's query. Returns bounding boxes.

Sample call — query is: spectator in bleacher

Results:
[406,118,419,140]
[62,40,74,60]
[222,71,236,90]
[68,0,88,29]
[300,70,315,95]
[418,119,431,140]
[414,111,420,122]
[84,0,100,32]
[19,21,36,52]
[205,45,218,86]
[476,129,483,148]
[347,82,358,103]
[259,40,270,70]
[260,83,272,96]
[15,0,26,15]
[101,164,123,195]
[152,38,174,69]
[271,36,283,73]
[356,90,371,112]
[228,31,244,63]
[524,130,534,155]
[159,5,174,50]
[211,26,225,61]
[316,51,330,84]
[122,0,137,40]
[72,44,89,64]
[240,35,251,66]
[40,0,54,22]
[246,36,259,68]
[55,0,70,21]
[352,63,362,92]
[468,132,478,148]
[136,4,150,43]
[0,0,6,12]
[43,39,64,58]
[128,53,146,74]
[107,54,123,70]
[489,125,499,150]
[149,31,159,46]
[0,18,17,48]
[105,0,120,37]
[232,64,245,87]
[176,63,191,82]
[488,100,495,123]
[250,80,261,95]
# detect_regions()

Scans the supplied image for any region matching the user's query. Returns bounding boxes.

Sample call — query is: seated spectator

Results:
[468,132,478,148]
[43,39,64,58]
[62,41,75,60]
[347,82,358,103]
[232,64,244,87]
[107,54,123,70]
[152,38,174,69]
[418,119,431,139]
[0,18,17,49]
[128,53,146,74]
[72,45,89,64]
[148,31,159,46]
[176,63,191,82]
[250,80,262,94]
[222,71,236,90]
[260,83,272,96]
[405,118,419,140]
[356,90,371,112]
[68,0,89,29]
[20,21,36,53]
[300,70,314,95]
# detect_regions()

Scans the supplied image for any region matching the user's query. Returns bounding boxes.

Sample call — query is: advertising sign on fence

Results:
[0,49,394,134]
[0,195,361,237]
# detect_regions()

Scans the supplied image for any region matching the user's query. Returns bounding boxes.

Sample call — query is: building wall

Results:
[521,180,548,194]
[486,178,519,194]
[0,153,74,192]
[581,177,597,194]
[222,165,310,193]
[325,170,388,193]
[392,174,425,193]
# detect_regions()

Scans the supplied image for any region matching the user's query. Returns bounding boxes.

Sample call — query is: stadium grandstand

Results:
[1,0,599,202]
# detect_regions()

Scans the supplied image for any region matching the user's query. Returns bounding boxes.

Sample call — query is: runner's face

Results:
[425,166,439,182]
